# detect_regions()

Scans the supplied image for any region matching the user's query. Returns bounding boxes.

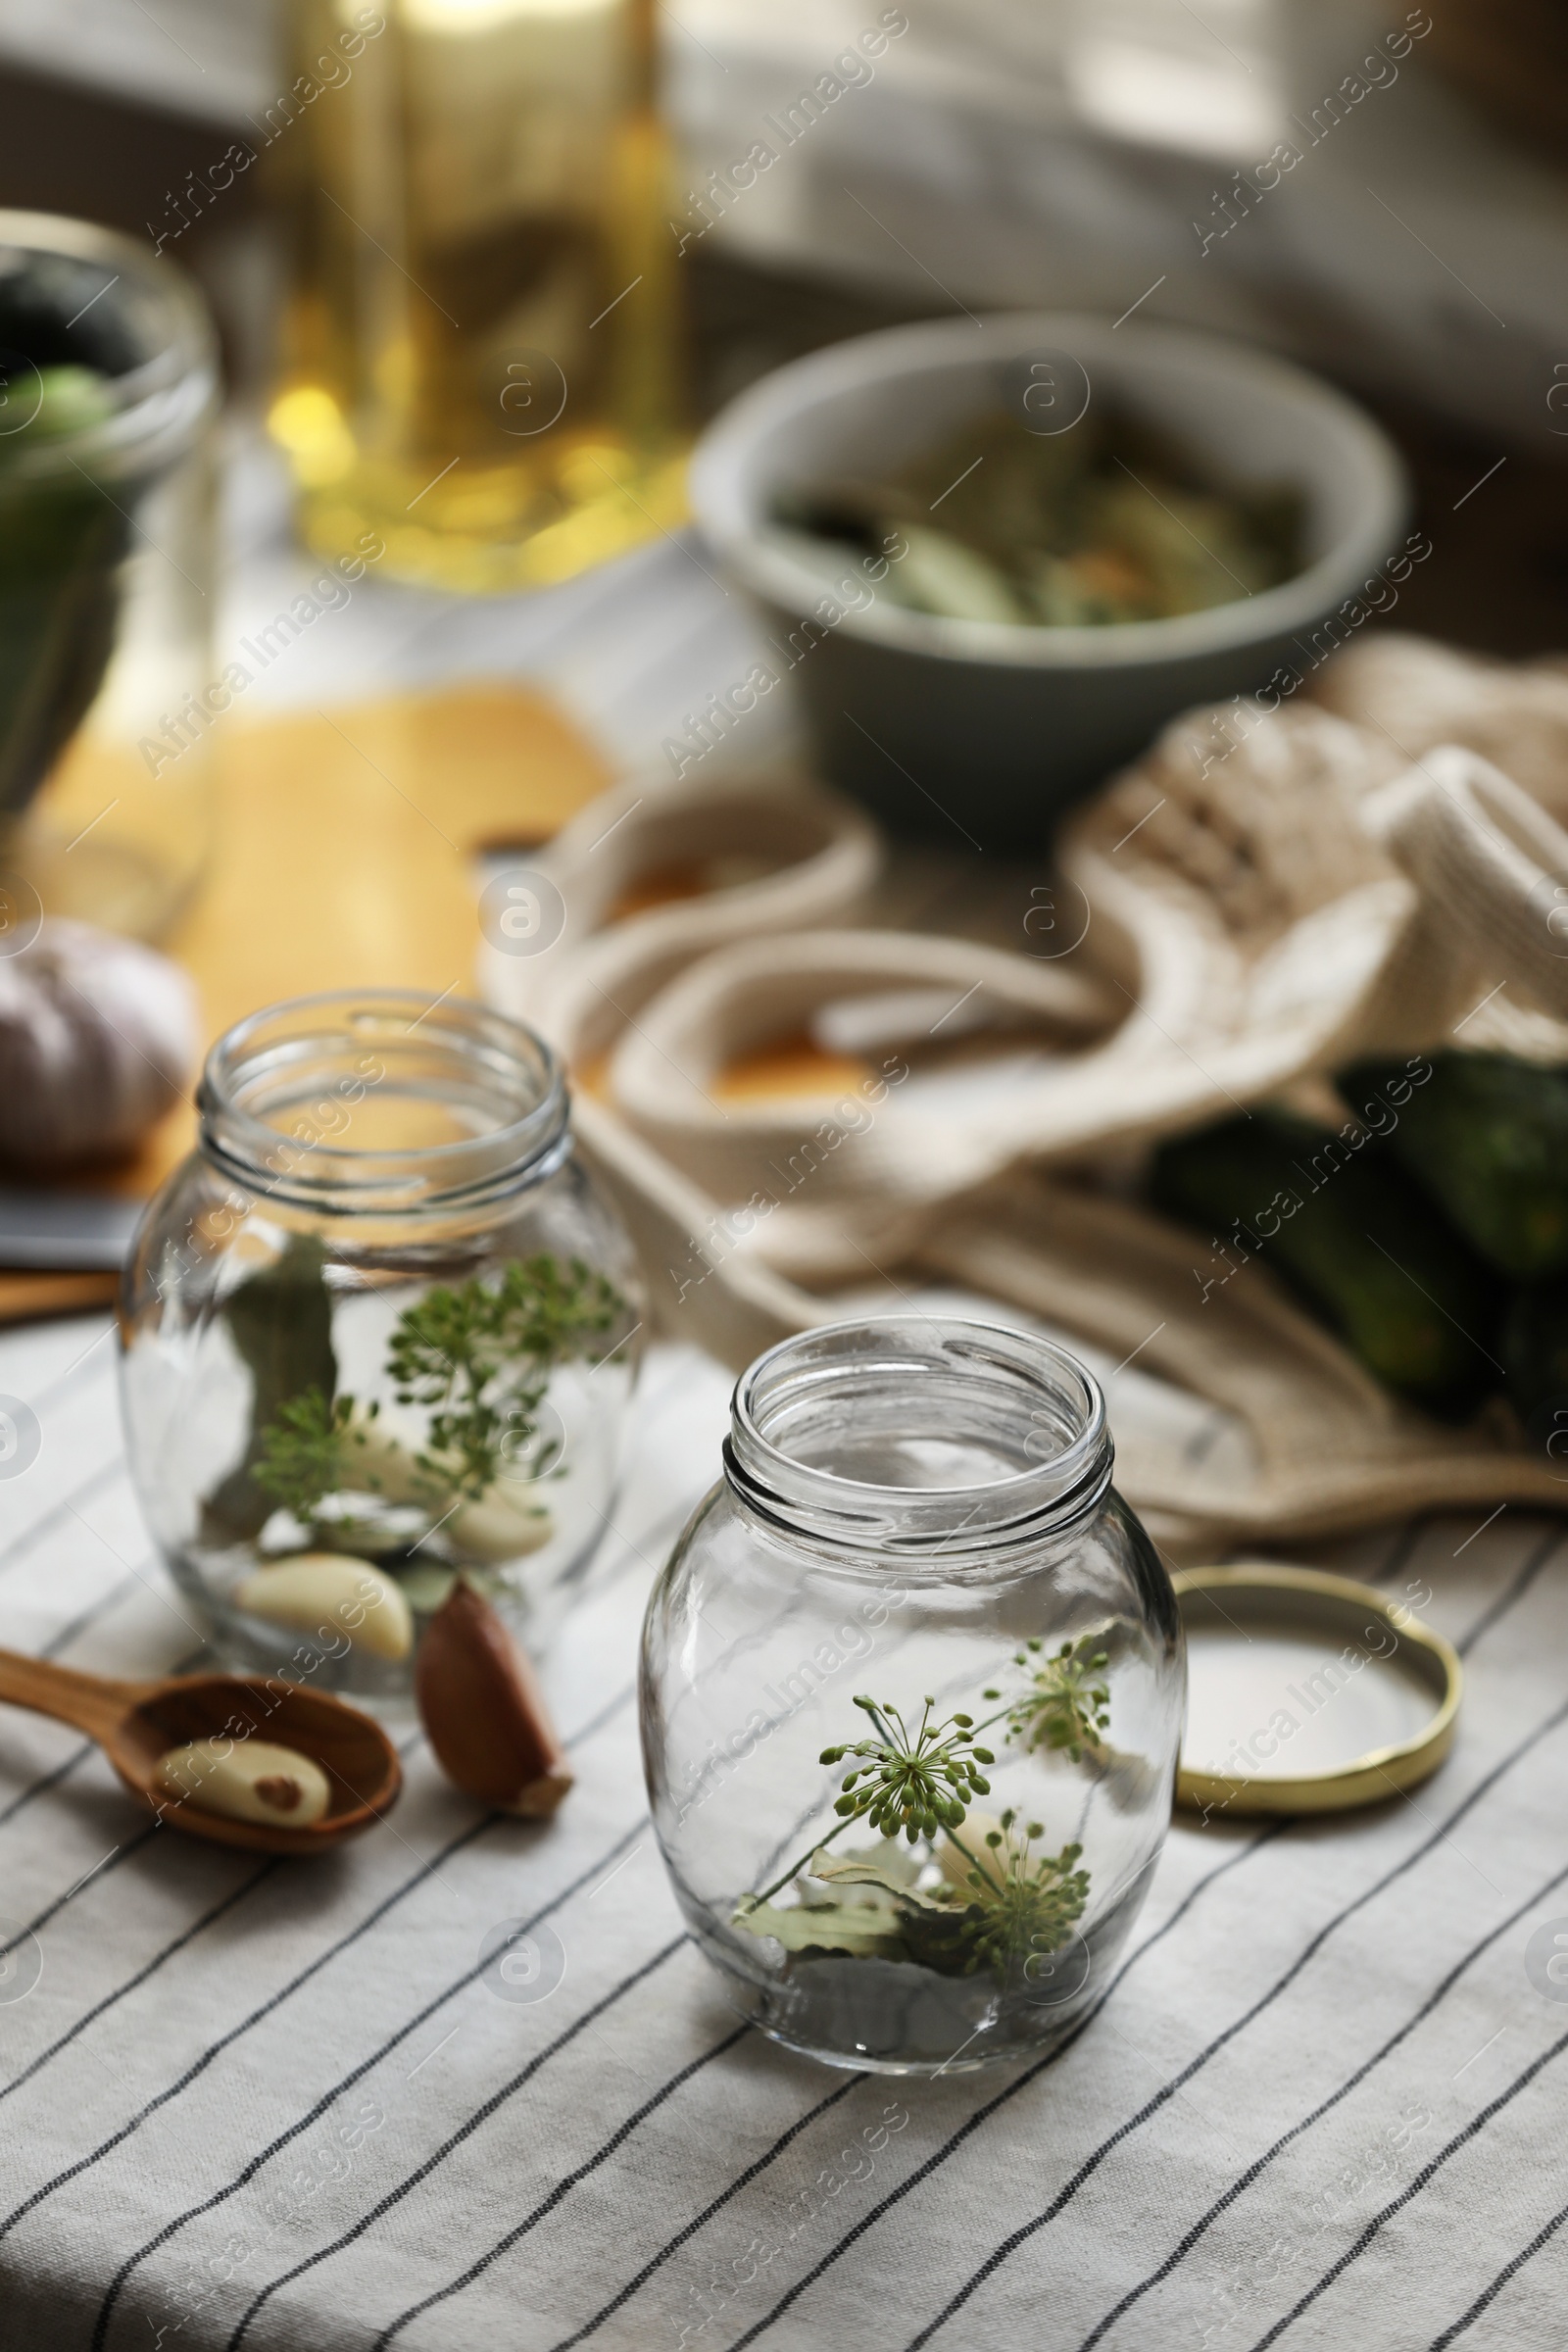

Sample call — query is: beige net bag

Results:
[479,636,1568,1550]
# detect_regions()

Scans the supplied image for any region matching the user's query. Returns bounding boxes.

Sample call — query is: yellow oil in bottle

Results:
[270,0,687,592]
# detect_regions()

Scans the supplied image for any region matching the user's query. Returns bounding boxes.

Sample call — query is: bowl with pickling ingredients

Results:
[690,311,1408,845]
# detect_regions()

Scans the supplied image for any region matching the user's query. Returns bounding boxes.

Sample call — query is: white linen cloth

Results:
[0,1308,1564,2352]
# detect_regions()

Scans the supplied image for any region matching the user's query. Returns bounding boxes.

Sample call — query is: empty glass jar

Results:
[641,1316,1185,2074]
[121,991,643,1700]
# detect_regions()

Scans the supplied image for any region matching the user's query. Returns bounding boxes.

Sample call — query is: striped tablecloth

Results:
[0,1305,1565,2352]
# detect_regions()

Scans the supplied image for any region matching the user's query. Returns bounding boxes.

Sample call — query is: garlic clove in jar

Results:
[236,1552,414,1660]
[449,1482,554,1564]
[332,1420,557,1567]
[321,1418,554,1564]
[0,916,196,1170]
[336,1416,436,1506]
[937,1810,1007,1888]
[156,1738,331,1827]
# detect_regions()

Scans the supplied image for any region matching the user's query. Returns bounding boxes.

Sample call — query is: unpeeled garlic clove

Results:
[156,1738,331,1827]
[0,916,196,1171]
[236,1552,414,1661]
[415,1577,572,1815]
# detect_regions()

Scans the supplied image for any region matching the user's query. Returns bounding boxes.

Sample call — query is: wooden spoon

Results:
[0,1648,402,1854]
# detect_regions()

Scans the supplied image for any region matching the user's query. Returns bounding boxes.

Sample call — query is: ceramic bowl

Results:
[688,312,1409,848]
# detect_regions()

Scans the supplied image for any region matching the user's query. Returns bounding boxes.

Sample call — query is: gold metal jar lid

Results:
[1170,1564,1462,1818]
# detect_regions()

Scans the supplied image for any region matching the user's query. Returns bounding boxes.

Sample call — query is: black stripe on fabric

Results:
[0,1628,200,1842]
[570,1494,695,1602]
[1428,2197,1568,2350]
[1072,1848,1568,2351]
[18,1320,117,1421]
[2,1730,429,2109]
[85,1814,650,2350]
[1456,1527,1563,1657]
[0,1740,92,1833]
[1371,1515,1431,1587]
[545,2077,863,2352]
[371,2016,752,2350]
[0,1456,122,1582]
[0,1645,198,1843]
[562,1679,639,1751]
[898,1690,1568,2352]
[553,1834,1261,2352]
[0,1812,496,2252]
[11,1675,635,2257]
[710,1827,1282,2352]
[0,1823,160,1965]
[731,1690,1568,2352]
[40,1566,143,1659]
[225,1937,704,2351]
[1248,2025,1568,2351]
[0,1861,277,2107]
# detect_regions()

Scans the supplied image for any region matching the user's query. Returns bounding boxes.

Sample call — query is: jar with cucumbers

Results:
[1151,1049,1568,1449]
[0,211,219,940]
[120,993,644,1701]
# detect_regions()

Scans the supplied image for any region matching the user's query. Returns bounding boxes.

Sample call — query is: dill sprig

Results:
[252,1389,359,1519]
[750,1694,995,1903]
[387,1255,621,1502]
[252,1253,625,1523]
[982,1634,1110,1764]
[823,1694,995,1840]
[741,1633,1112,1930]
[940,1807,1090,1975]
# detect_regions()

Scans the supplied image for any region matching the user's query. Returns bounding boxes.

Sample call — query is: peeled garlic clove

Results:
[0,916,196,1171]
[938,1809,1006,1887]
[415,1578,572,1815]
[449,1485,554,1564]
[156,1738,331,1827]
[237,1552,414,1661]
[338,1417,434,1505]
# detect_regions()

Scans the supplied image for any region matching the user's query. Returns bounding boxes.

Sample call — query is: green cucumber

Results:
[0,351,125,818]
[1500,1279,1568,1460]
[1151,1110,1502,1416]
[1341,1053,1568,1280]
[201,1236,339,1544]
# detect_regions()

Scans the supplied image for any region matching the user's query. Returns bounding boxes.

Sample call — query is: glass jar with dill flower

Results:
[120,991,643,1701]
[639,1317,1185,2074]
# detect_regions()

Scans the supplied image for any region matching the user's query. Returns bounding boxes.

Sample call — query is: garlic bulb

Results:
[0,916,196,1169]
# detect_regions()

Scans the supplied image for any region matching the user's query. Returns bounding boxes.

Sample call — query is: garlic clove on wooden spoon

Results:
[156,1737,331,1827]
[0,916,196,1170]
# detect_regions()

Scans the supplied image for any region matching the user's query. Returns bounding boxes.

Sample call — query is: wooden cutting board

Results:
[1,682,611,1325]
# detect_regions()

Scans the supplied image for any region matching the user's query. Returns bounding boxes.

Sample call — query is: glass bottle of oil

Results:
[270,0,686,592]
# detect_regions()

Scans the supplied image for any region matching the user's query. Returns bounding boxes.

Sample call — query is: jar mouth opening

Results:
[727,1314,1112,1560]
[198,989,570,1215]
[0,211,218,486]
